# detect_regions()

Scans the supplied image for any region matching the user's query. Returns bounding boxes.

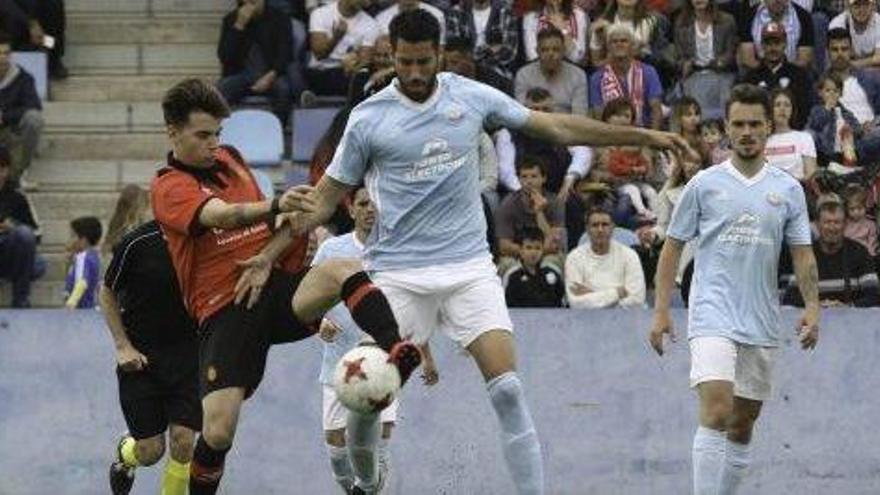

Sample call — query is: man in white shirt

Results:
[565,206,645,309]
[829,0,880,67]
[375,0,446,44]
[307,0,379,95]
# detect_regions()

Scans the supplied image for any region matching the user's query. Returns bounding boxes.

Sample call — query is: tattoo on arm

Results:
[794,249,820,306]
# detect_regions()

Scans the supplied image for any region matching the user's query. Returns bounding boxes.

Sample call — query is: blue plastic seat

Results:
[14,51,47,101]
[220,109,284,167]
[290,107,341,163]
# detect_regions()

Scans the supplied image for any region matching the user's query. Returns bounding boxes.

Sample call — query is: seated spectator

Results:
[590,0,671,71]
[503,227,565,307]
[523,0,589,65]
[806,72,862,167]
[0,0,66,78]
[64,216,102,310]
[700,118,731,164]
[307,0,379,97]
[217,0,294,121]
[495,155,567,272]
[766,88,819,180]
[445,0,519,78]
[0,32,42,189]
[0,145,42,307]
[829,0,880,67]
[673,0,738,119]
[347,34,396,103]
[738,0,815,69]
[741,22,815,129]
[842,183,877,255]
[591,98,660,222]
[589,24,663,129]
[375,0,446,43]
[514,26,588,114]
[826,28,880,127]
[564,179,634,250]
[444,36,512,94]
[783,200,880,306]
[565,206,646,309]
[496,87,592,196]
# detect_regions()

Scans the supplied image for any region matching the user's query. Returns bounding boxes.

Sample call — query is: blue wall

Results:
[0,309,878,494]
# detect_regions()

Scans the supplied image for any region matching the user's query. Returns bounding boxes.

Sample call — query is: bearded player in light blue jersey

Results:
[279,9,692,494]
[650,84,820,495]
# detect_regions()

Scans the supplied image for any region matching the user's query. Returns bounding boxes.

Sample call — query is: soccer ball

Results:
[333,346,401,414]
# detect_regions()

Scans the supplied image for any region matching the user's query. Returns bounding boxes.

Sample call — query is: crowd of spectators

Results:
[208,0,880,310]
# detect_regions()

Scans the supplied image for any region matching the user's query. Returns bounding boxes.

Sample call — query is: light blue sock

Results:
[693,426,726,495]
[346,411,380,491]
[718,439,751,495]
[487,372,544,495]
[326,443,353,493]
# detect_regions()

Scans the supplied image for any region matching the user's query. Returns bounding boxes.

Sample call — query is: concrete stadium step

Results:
[50,75,217,102]
[67,0,228,17]
[43,102,164,133]
[67,17,220,45]
[28,160,159,191]
[65,43,218,76]
[41,252,71,281]
[0,280,67,307]
[39,132,168,160]
[30,191,120,221]
[39,219,102,251]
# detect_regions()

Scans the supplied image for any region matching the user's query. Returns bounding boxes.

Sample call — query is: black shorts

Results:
[198,268,315,399]
[117,340,201,440]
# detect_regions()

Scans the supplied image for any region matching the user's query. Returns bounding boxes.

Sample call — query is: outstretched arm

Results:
[198,197,277,230]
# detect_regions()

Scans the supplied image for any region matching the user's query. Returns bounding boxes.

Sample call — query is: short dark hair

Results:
[516,227,545,245]
[389,9,441,48]
[516,155,548,177]
[699,119,724,133]
[586,205,614,224]
[537,25,565,45]
[162,78,230,127]
[818,200,846,219]
[816,71,844,92]
[70,216,103,246]
[444,36,473,55]
[827,27,852,47]
[525,87,552,103]
[602,97,635,123]
[725,84,771,120]
[0,31,12,47]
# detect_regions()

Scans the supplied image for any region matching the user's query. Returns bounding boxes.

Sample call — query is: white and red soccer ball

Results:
[333,346,401,414]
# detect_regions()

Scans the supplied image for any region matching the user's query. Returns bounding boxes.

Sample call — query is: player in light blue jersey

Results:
[313,185,439,493]
[279,9,693,495]
[650,84,821,495]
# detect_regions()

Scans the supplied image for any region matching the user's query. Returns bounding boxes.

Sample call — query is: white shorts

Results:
[371,256,513,348]
[689,336,778,401]
[322,385,398,431]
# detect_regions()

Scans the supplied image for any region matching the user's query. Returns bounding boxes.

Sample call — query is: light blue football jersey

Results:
[312,233,369,386]
[326,72,531,271]
[667,161,811,346]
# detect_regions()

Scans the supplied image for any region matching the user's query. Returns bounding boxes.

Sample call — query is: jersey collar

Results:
[721,160,768,187]
[165,151,231,189]
[392,74,444,111]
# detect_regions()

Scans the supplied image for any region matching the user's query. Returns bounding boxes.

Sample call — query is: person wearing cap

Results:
[829,0,880,67]
[740,20,815,129]
[738,0,815,69]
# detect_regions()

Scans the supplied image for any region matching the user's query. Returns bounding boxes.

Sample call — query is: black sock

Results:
[189,437,231,495]
[341,272,402,351]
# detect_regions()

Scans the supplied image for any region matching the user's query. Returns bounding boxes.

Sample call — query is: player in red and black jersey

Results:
[151,79,421,495]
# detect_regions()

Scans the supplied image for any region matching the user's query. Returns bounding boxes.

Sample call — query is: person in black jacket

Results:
[217,0,293,121]
[0,32,42,185]
[504,227,565,307]
[0,0,67,78]
[0,144,43,307]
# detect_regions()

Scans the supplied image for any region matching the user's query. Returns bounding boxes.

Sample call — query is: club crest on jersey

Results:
[446,105,464,124]
[766,192,784,206]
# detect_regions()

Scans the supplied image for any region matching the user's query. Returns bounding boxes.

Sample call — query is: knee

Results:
[202,413,237,450]
[10,225,36,247]
[169,427,196,462]
[135,436,165,466]
[325,429,346,447]
[19,110,44,132]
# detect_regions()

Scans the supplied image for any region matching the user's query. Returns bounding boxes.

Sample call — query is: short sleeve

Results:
[785,184,812,246]
[309,5,332,33]
[104,240,129,291]
[474,79,531,130]
[799,132,817,158]
[151,172,213,235]
[325,112,371,186]
[666,176,701,242]
[311,237,331,266]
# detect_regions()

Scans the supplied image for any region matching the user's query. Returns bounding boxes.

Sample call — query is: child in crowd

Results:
[503,227,565,308]
[671,97,704,159]
[700,119,730,165]
[806,72,860,168]
[64,216,102,309]
[843,184,877,256]
[593,98,660,222]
